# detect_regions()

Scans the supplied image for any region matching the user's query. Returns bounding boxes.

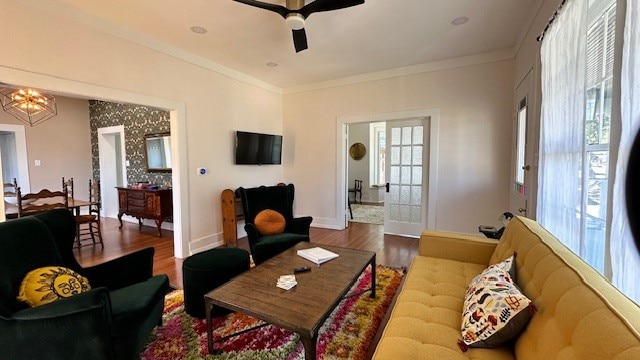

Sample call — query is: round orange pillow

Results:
[254,209,286,235]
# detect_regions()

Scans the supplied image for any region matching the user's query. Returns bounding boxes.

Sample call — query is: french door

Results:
[384,118,427,237]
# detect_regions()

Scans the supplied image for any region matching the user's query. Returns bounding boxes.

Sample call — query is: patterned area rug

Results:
[141,265,403,360]
[350,204,384,225]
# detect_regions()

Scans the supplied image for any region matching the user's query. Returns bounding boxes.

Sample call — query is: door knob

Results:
[522,165,531,171]
[518,207,526,214]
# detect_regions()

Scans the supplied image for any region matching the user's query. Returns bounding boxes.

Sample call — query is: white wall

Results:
[283,60,515,234]
[0,97,92,198]
[0,1,283,256]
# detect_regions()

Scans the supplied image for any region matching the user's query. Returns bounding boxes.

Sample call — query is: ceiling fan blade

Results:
[299,0,365,18]
[233,0,289,18]
[292,28,308,53]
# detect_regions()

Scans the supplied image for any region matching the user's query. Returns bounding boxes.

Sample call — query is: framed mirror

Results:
[144,132,172,172]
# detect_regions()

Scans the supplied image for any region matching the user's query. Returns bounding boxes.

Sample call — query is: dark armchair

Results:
[0,209,169,360]
[238,184,313,265]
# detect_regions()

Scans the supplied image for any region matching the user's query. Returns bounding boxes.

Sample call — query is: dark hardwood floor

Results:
[75,217,420,289]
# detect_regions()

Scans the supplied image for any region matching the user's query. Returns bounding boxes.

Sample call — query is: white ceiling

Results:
[50,0,540,90]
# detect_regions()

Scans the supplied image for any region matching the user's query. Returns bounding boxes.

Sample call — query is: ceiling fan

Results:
[234,0,365,53]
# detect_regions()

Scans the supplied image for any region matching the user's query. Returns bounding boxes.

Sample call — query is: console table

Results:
[117,187,173,237]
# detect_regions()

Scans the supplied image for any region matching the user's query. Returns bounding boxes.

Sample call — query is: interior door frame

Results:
[510,69,539,218]
[336,109,440,231]
[98,125,127,218]
[0,123,31,221]
[0,123,31,193]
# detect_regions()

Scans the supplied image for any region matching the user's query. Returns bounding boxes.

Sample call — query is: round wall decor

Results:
[349,143,366,160]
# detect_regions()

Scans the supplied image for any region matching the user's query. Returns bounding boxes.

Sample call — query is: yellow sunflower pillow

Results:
[17,266,91,307]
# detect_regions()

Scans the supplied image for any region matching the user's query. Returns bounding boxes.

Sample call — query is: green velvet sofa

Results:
[0,209,169,360]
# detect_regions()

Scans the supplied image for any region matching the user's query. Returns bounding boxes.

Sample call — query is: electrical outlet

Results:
[34,160,41,167]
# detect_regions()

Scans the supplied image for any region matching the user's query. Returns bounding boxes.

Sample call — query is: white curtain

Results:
[538,0,587,255]
[611,0,640,303]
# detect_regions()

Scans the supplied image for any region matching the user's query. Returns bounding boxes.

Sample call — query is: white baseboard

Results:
[188,233,224,256]
[109,214,174,231]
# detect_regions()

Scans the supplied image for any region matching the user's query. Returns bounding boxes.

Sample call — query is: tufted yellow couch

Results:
[373,216,640,359]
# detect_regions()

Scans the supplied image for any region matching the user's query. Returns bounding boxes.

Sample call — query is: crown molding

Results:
[282,48,516,94]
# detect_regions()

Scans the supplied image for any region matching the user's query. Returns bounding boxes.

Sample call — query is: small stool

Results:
[182,247,250,318]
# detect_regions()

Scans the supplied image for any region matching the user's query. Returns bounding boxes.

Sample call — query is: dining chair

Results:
[62,176,74,200]
[3,178,17,198]
[74,179,103,248]
[16,186,69,218]
[3,178,19,219]
[348,179,363,204]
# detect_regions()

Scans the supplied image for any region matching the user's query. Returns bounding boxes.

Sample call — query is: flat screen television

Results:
[235,131,283,165]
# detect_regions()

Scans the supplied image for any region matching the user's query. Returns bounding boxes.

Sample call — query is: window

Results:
[515,98,527,185]
[369,122,386,186]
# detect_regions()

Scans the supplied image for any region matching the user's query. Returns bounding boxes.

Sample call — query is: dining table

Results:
[4,197,96,219]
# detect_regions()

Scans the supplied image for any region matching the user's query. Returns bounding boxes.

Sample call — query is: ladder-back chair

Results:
[74,179,103,248]
[16,187,68,218]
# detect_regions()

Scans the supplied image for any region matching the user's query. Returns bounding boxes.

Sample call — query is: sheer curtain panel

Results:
[538,0,587,255]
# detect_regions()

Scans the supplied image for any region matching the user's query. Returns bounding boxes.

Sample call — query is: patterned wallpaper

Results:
[88,100,172,187]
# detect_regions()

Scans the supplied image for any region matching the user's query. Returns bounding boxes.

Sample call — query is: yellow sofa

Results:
[373,216,640,359]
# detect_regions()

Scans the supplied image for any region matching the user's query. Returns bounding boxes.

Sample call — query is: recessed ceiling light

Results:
[451,16,469,26]
[190,26,208,34]
[266,62,278,67]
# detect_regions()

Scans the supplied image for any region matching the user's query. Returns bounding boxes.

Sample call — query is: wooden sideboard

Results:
[117,187,173,237]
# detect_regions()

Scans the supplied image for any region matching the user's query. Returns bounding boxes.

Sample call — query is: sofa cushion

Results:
[17,266,91,307]
[461,258,532,349]
[491,216,640,359]
[109,275,168,337]
[374,256,515,359]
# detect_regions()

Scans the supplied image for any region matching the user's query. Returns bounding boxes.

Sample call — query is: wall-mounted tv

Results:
[235,131,283,165]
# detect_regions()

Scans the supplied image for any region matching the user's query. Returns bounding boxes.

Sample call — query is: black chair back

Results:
[238,184,296,231]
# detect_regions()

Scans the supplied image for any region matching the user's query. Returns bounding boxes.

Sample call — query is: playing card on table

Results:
[276,275,297,290]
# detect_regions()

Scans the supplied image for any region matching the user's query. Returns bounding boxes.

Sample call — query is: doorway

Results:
[509,70,537,218]
[0,124,31,192]
[337,109,439,237]
[346,122,384,225]
[98,126,127,218]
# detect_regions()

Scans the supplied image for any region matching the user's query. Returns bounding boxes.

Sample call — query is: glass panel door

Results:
[384,118,427,237]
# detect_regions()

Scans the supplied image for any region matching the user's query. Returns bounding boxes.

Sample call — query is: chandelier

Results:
[0,87,57,126]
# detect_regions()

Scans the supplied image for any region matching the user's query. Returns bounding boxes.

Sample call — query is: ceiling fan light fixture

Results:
[285,13,305,30]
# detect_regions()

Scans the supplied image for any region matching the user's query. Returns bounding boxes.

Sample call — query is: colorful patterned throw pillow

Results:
[459,256,534,350]
[17,266,91,307]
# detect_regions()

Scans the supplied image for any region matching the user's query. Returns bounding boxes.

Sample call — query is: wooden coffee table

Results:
[205,242,376,360]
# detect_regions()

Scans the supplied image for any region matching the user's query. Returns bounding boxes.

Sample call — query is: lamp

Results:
[0,87,57,126]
